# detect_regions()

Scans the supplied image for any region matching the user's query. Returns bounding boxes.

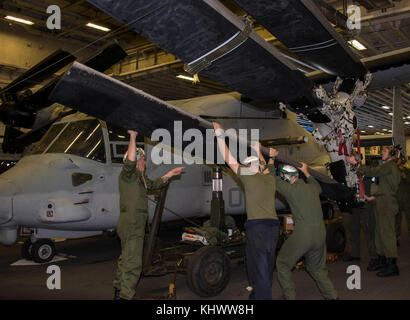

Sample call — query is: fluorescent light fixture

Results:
[407,116,410,119]
[368,125,374,128]
[360,130,366,133]
[382,129,387,131]
[405,122,410,125]
[388,112,393,116]
[381,106,389,110]
[375,132,380,135]
[388,130,392,132]
[86,22,110,32]
[176,74,200,83]
[176,75,196,81]
[348,40,367,51]
[5,15,34,25]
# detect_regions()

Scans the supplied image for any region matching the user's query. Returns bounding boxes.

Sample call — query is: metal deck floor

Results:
[0,227,409,300]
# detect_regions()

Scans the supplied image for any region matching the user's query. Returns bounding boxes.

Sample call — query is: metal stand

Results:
[210,166,226,233]
[143,185,168,273]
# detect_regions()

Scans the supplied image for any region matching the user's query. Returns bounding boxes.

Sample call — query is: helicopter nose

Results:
[0,178,20,224]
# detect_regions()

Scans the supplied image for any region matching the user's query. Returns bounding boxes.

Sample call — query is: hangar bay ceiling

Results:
[0,0,409,134]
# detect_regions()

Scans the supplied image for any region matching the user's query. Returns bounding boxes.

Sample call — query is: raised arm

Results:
[298,162,322,193]
[263,147,278,174]
[268,147,278,165]
[126,130,137,161]
[121,130,138,180]
[254,141,266,166]
[162,166,185,183]
[213,122,240,174]
[346,155,384,178]
[145,166,185,191]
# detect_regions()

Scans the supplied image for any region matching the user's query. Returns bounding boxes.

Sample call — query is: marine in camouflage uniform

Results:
[113,130,184,300]
[347,147,401,277]
[269,162,338,300]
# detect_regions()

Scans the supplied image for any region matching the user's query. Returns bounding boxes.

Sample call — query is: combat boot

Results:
[113,287,121,300]
[376,258,399,277]
[367,255,386,271]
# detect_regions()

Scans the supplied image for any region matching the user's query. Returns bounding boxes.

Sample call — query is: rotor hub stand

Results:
[210,166,226,240]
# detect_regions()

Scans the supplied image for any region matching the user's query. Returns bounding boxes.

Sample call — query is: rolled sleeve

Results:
[146,177,167,191]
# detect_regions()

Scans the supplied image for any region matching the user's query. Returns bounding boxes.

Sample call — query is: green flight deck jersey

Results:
[237,165,278,221]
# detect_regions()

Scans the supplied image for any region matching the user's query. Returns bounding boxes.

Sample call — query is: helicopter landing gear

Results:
[21,238,33,260]
[21,238,56,263]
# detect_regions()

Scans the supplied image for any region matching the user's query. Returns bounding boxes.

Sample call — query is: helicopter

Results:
[0,91,332,263]
[2,0,410,266]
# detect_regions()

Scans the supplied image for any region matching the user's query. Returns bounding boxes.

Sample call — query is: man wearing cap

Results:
[113,130,184,300]
[266,157,338,300]
[213,122,279,300]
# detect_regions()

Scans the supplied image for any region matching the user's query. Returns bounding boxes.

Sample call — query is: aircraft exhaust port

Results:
[38,198,91,223]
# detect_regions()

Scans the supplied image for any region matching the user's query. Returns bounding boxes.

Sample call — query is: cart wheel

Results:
[21,239,33,260]
[326,222,346,253]
[186,246,230,297]
[31,239,56,263]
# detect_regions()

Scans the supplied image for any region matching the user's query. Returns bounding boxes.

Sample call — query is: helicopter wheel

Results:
[31,239,56,263]
[21,239,33,260]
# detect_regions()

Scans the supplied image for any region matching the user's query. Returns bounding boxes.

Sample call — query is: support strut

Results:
[210,166,226,234]
[143,185,168,273]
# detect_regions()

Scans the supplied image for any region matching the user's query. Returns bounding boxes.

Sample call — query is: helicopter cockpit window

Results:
[107,123,144,164]
[32,123,66,155]
[44,119,106,163]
